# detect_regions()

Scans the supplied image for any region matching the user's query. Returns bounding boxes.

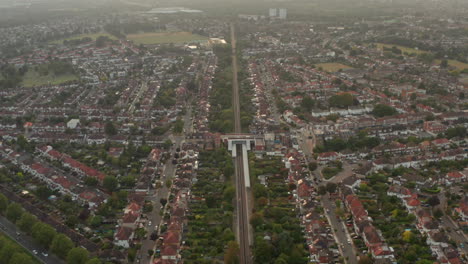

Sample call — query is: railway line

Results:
[230,23,252,264]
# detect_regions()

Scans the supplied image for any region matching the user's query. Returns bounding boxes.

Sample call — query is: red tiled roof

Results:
[115,226,133,240]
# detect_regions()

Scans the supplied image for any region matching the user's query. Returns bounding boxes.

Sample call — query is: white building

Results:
[279,8,287,19]
[269,8,277,17]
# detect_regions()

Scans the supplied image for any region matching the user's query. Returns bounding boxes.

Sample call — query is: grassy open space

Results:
[50,33,117,44]
[376,43,468,71]
[0,232,41,264]
[376,43,427,55]
[126,31,208,45]
[316,63,353,72]
[21,69,78,87]
[435,59,468,71]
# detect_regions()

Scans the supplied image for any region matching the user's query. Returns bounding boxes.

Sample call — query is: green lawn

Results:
[22,69,78,87]
[50,33,118,44]
[127,31,208,45]
[316,63,353,72]
[376,43,427,55]
[0,232,41,264]
[435,59,468,71]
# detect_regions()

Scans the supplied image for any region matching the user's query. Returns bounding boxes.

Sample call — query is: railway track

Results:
[230,22,252,264]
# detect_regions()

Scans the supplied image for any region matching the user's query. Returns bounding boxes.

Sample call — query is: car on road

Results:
[41,252,48,257]
[32,250,38,255]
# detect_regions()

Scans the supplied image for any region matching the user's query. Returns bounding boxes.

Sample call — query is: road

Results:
[139,108,191,264]
[230,22,252,264]
[129,80,148,114]
[298,130,358,263]
[321,195,358,264]
[0,216,64,264]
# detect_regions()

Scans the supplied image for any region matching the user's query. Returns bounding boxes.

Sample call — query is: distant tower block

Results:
[279,8,287,19]
[269,8,277,17]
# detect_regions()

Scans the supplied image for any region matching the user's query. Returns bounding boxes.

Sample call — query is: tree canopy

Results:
[372,104,398,117]
[328,93,355,108]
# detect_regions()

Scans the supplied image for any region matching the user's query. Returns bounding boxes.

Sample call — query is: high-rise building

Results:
[279,8,287,19]
[269,8,277,17]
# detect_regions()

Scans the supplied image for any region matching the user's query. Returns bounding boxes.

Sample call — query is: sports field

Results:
[316,63,353,72]
[22,69,78,87]
[376,43,427,55]
[436,59,468,71]
[126,32,208,45]
[51,33,117,44]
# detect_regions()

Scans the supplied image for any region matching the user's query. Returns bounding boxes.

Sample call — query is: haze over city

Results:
[0,0,467,264]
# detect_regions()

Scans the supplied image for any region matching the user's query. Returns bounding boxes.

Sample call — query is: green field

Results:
[22,69,78,87]
[127,31,208,45]
[435,59,468,71]
[51,33,118,44]
[376,43,468,71]
[0,232,41,264]
[376,43,427,55]
[316,63,353,72]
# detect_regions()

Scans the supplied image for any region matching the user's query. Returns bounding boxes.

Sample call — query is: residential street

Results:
[321,195,358,264]
[138,106,191,264]
[0,216,64,264]
[300,136,359,264]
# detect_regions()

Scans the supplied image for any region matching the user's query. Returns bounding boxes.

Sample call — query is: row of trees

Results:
[209,45,235,133]
[314,133,380,153]
[250,156,308,264]
[0,194,100,264]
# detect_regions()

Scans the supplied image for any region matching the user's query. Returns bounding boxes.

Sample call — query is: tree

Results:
[205,195,216,208]
[119,176,135,188]
[318,186,327,195]
[329,93,354,108]
[402,230,414,242]
[301,96,315,112]
[104,121,117,136]
[0,242,16,263]
[427,196,440,207]
[6,203,23,223]
[440,59,448,69]
[372,104,397,117]
[358,256,373,264]
[35,186,53,200]
[224,241,239,264]
[31,222,57,249]
[83,177,98,187]
[17,213,37,234]
[147,249,154,257]
[67,247,89,264]
[434,208,443,219]
[85,258,101,264]
[165,179,172,189]
[326,182,337,193]
[223,185,236,202]
[0,193,8,214]
[89,215,102,228]
[50,234,74,258]
[254,238,274,263]
[163,139,172,149]
[103,176,118,192]
[308,162,318,171]
[159,198,167,207]
[143,202,153,213]
[250,212,264,229]
[9,252,35,264]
